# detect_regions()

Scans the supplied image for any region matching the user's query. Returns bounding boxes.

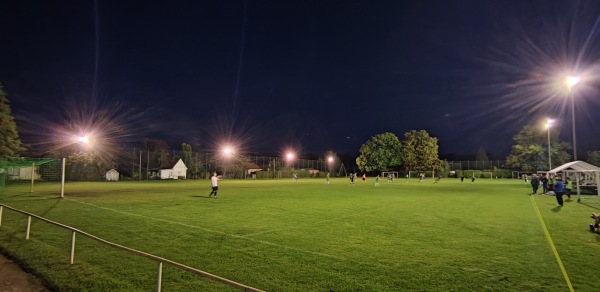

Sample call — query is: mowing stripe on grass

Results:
[529,195,574,292]
[67,198,381,267]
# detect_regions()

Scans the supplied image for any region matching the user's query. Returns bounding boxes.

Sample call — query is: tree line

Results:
[2,82,600,174]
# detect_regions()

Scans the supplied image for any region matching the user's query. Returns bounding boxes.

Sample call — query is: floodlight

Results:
[328,156,334,163]
[286,152,295,160]
[223,147,234,156]
[78,136,89,144]
[566,76,580,90]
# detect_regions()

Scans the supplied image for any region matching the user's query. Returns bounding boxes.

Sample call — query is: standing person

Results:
[405,173,409,182]
[461,173,465,182]
[293,173,298,182]
[540,174,549,194]
[554,177,565,206]
[565,177,573,199]
[375,175,380,187]
[349,173,355,185]
[362,173,366,183]
[326,172,330,184]
[471,174,476,183]
[208,172,219,199]
[531,174,540,195]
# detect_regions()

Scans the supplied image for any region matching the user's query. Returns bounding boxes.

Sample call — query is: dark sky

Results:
[2,0,600,159]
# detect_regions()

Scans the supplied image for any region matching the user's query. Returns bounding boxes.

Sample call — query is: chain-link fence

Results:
[448,160,506,171]
[2,155,508,184]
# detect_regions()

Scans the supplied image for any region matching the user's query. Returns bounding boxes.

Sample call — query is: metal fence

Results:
[0,204,263,291]
[1,155,507,184]
[447,160,506,171]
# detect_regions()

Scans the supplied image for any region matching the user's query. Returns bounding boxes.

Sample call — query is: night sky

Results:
[2,0,600,158]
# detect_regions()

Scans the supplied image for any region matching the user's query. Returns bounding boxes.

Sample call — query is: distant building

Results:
[157,158,188,179]
[105,169,119,181]
[7,166,40,181]
[244,162,263,178]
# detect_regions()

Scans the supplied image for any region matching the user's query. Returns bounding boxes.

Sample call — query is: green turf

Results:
[1,178,599,291]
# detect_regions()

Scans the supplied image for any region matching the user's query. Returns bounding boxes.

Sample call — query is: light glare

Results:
[566,76,580,89]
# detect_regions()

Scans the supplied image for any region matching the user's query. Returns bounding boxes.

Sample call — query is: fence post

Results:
[30,162,35,193]
[60,158,66,198]
[26,215,32,239]
[157,262,163,292]
[70,231,76,264]
[0,205,3,226]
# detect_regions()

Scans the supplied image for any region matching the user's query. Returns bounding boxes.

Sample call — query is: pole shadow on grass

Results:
[577,201,600,211]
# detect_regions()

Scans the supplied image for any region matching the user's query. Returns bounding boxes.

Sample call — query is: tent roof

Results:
[547,160,600,174]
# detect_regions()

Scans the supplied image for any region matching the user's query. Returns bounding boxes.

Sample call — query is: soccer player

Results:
[293,173,298,182]
[565,177,573,199]
[554,177,565,206]
[540,174,549,194]
[208,172,219,199]
[530,174,540,195]
[375,175,380,187]
[326,172,330,184]
[349,173,355,185]
[362,173,366,183]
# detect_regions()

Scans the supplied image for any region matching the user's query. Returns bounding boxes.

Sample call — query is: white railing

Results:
[0,204,263,292]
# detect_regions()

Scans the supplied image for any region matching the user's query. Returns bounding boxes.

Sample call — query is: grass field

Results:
[0,178,599,291]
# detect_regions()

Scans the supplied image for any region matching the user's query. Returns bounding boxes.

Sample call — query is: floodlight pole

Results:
[570,90,577,161]
[547,129,551,170]
[546,121,552,171]
[567,76,582,202]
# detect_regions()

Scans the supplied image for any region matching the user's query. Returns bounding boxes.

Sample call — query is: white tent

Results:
[547,160,600,203]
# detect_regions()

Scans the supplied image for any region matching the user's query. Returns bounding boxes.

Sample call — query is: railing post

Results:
[26,215,32,239]
[70,231,76,264]
[60,158,66,198]
[0,205,3,226]
[157,261,163,292]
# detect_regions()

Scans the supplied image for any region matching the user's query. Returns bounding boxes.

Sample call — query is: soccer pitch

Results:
[0,178,598,291]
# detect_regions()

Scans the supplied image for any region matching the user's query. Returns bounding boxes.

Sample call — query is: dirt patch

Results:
[0,253,48,292]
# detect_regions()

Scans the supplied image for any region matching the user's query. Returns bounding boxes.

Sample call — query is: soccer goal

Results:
[408,171,434,179]
[381,172,399,179]
[480,172,493,179]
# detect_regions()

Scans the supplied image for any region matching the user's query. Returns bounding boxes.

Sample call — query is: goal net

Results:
[408,171,434,179]
[381,172,399,180]
[0,157,62,191]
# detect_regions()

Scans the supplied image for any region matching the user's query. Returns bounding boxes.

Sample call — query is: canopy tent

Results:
[547,160,600,203]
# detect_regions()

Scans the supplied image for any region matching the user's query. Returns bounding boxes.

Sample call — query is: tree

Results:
[0,83,24,158]
[401,130,440,172]
[587,151,600,167]
[476,147,490,169]
[356,132,402,172]
[476,147,489,161]
[506,125,570,171]
[141,138,170,169]
[181,143,195,178]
